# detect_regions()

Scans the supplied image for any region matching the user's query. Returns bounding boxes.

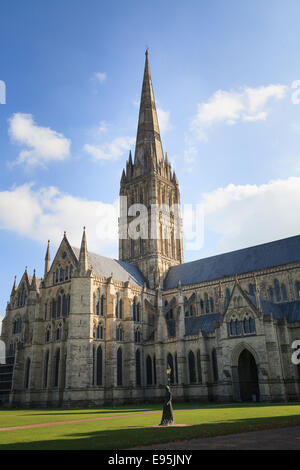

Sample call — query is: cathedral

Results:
[1,51,300,407]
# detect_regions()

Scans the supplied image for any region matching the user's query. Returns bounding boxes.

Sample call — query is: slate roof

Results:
[164,235,300,289]
[244,294,300,323]
[185,314,221,335]
[180,299,300,336]
[280,301,300,322]
[71,247,145,287]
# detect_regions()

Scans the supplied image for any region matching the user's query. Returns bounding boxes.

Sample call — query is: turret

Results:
[44,240,50,278]
[78,227,89,275]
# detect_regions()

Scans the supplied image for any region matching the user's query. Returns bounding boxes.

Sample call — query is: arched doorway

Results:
[238,349,259,402]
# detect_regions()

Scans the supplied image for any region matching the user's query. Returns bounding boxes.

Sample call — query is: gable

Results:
[45,237,78,285]
[224,282,257,321]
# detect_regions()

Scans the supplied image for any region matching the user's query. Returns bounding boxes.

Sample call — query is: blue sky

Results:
[1,0,300,323]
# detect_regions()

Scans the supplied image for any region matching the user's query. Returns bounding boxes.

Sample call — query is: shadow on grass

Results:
[1,413,300,450]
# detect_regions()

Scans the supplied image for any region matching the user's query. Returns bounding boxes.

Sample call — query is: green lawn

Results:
[0,403,300,450]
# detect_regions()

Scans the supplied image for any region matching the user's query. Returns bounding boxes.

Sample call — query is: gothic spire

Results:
[31,269,37,291]
[134,50,164,169]
[44,240,50,277]
[11,276,17,296]
[78,226,89,274]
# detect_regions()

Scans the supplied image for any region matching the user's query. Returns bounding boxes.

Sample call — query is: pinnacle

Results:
[134,51,164,169]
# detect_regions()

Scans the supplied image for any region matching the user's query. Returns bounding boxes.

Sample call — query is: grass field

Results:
[0,402,300,450]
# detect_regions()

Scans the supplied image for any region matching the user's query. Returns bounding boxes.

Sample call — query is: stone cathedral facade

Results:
[1,52,300,407]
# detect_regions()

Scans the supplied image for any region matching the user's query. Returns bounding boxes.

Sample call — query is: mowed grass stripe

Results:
[0,404,300,449]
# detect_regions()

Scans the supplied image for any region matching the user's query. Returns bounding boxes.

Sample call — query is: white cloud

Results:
[8,113,71,167]
[84,136,135,161]
[93,72,107,84]
[96,121,108,135]
[192,84,288,140]
[2,177,300,269]
[157,108,172,134]
[0,184,119,255]
[201,176,300,254]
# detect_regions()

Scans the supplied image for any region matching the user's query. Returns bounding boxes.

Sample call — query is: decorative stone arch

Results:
[225,301,258,323]
[231,341,260,366]
[230,342,265,402]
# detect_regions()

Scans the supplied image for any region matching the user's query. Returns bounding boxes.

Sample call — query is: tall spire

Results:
[78,226,88,274]
[31,269,37,291]
[11,276,17,296]
[134,49,164,168]
[44,240,50,277]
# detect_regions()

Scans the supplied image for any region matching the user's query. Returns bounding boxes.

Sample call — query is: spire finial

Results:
[78,226,88,274]
[11,275,17,295]
[134,49,164,168]
[44,240,51,276]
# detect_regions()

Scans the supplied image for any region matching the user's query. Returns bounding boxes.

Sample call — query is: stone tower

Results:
[119,51,184,288]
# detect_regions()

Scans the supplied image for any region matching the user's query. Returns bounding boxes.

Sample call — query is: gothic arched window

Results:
[146,355,152,385]
[65,266,69,280]
[243,317,250,334]
[115,294,119,318]
[96,346,102,386]
[136,349,141,386]
[210,297,214,313]
[44,351,49,388]
[62,294,67,317]
[188,351,197,383]
[249,317,256,334]
[248,283,255,296]
[175,352,178,384]
[274,279,281,302]
[54,349,60,387]
[230,319,237,336]
[56,324,62,341]
[136,302,141,322]
[117,347,123,386]
[204,293,209,313]
[45,326,51,343]
[133,297,137,321]
[96,289,100,315]
[101,295,105,316]
[212,348,218,383]
[96,324,104,339]
[269,286,274,302]
[24,358,31,389]
[225,288,231,308]
[281,284,288,301]
[153,354,157,385]
[197,349,202,383]
[116,325,124,342]
[167,353,175,385]
[189,304,196,317]
[236,319,242,336]
[57,295,61,318]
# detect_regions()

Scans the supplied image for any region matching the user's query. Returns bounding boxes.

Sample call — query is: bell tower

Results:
[119,51,184,288]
